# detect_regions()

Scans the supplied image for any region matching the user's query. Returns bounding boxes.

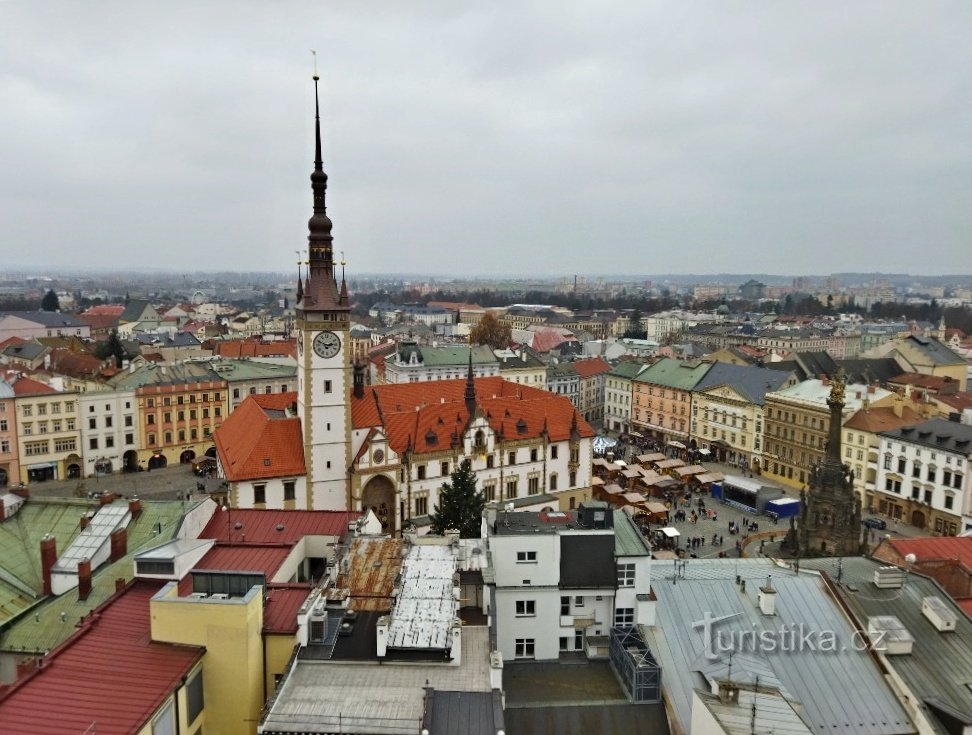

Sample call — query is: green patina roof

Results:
[108,361,221,390]
[214,359,297,382]
[608,361,649,380]
[0,499,195,653]
[633,357,712,391]
[418,344,496,367]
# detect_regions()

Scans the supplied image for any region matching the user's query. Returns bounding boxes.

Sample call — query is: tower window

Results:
[324,380,332,393]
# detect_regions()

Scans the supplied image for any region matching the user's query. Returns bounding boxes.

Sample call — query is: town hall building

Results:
[213,78,596,534]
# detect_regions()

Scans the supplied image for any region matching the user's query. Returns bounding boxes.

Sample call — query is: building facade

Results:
[604,361,648,434]
[874,418,972,535]
[631,358,712,448]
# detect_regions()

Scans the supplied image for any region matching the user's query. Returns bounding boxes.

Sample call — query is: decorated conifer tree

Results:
[429,458,486,538]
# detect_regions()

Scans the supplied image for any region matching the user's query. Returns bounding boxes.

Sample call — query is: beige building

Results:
[11,376,82,484]
[494,348,547,389]
[763,379,893,491]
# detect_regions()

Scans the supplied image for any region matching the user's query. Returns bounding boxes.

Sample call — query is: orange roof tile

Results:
[843,405,925,433]
[352,376,594,456]
[888,372,960,391]
[573,357,612,378]
[82,305,125,316]
[937,392,972,412]
[886,537,972,569]
[214,394,305,482]
[11,376,55,396]
[212,339,296,359]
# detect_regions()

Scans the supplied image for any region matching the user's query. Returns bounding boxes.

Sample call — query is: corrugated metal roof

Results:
[644,559,915,735]
[193,543,293,581]
[800,556,972,735]
[386,544,457,651]
[198,508,359,545]
[0,581,203,735]
[264,584,312,634]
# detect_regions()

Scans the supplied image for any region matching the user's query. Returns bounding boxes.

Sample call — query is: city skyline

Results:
[2,2,970,276]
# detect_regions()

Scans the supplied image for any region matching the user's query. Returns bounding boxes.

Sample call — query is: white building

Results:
[874,418,972,535]
[78,388,137,476]
[382,343,499,384]
[485,502,653,662]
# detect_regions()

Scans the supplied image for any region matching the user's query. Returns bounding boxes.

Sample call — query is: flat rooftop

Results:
[260,626,492,734]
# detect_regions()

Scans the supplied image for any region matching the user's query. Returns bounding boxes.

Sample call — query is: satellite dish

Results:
[904,553,917,564]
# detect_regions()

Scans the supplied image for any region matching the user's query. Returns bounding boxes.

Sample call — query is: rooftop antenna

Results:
[750,675,759,735]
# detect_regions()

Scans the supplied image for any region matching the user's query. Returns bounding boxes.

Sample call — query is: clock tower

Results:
[295,74,352,511]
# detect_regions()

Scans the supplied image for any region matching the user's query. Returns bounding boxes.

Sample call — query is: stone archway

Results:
[123,450,139,472]
[0,468,7,487]
[205,446,217,458]
[180,449,196,464]
[911,510,926,529]
[148,453,168,471]
[361,475,397,536]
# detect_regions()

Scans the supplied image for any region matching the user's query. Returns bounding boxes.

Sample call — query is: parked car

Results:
[862,517,887,530]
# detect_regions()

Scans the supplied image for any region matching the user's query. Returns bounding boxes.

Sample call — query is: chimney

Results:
[0,502,4,522]
[129,496,142,519]
[115,578,127,593]
[758,575,777,616]
[99,492,116,506]
[867,385,876,394]
[110,528,128,561]
[78,559,92,601]
[40,535,57,596]
[80,515,89,530]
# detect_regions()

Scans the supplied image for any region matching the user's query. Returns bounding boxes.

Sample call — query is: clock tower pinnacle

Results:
[295,72,352,511]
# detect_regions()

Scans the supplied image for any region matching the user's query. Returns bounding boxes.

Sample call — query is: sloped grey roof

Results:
[644,559,914,735]
[797,556,972,735]
[0,311,85,328]
[694,362,793,405]
[880,417,972,453]
[906,335,966,366]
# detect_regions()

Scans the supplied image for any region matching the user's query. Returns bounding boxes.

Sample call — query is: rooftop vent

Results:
[873,566,906,589]
[867,615,914,655]
[922,596,958,633]
[758,575,777,616]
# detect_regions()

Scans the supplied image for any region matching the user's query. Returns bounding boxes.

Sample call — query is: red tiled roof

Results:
[888,372,959,391]
[264,584,313,634]
[529,328,577,354]
[352,376,594,456]
[574,357,612,378]
[193,543,293,579]
[214,394,305,481]
[843,405,925,433]
[212,339,297,359]
[0,580,203,735]
[10,376,55,396]
[77,313,121,331]
[82,305,125,316]
[198,508,360,545]
[0,336,26,351]
[957,598,972,618]
[47,348,106,379]
[936,392,972,412]
[887,537,972,569]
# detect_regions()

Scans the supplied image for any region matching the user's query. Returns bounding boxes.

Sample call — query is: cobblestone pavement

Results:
[18,463,206,502]
[607,447,934,560]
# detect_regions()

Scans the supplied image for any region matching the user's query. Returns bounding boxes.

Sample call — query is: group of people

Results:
[728,519,759,535]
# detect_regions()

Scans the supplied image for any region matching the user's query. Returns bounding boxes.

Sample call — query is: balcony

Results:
[560,614,595,628]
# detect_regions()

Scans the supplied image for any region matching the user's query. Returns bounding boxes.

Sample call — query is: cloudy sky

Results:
[2,1,969,277]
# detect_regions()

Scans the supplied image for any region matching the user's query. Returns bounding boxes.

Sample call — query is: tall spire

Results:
[300,67,344,313]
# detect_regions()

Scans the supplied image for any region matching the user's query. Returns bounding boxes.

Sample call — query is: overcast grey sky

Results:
[2,1,969,277]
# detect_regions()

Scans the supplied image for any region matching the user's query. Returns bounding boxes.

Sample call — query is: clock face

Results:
[313,330,341,358]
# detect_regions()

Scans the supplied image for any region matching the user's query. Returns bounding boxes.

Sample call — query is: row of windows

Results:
[146,407,220,424]
[883,478,956,509]
[147,427,212,446]
[19,419,77,435]
[21,401,75,417]
[232,384,290,399]
[883,456,964,488]
[252,481,297,504]
[146,393,220,408]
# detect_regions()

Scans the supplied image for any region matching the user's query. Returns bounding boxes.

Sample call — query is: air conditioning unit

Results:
[189,592,208,600]
[211,593,230,600]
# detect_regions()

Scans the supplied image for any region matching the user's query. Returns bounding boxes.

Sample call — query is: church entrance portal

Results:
[361,475,396,536]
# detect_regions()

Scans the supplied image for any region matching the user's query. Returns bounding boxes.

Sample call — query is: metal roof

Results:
[614,510,652,557]
[386,544,457,651]
[0,581,203,735]
[798,556,972,735]
[261,626,492,734]
[644,558,915,735]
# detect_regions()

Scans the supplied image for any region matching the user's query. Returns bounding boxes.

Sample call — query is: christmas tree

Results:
[429,458,486,538]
